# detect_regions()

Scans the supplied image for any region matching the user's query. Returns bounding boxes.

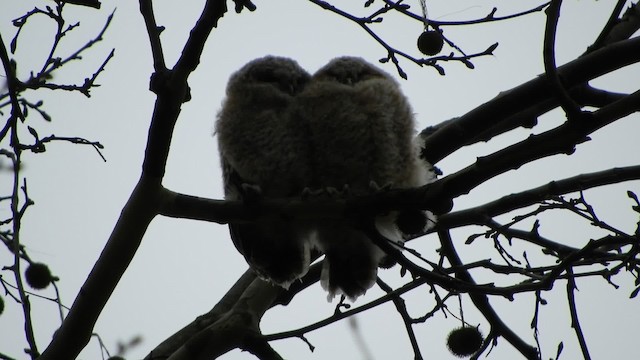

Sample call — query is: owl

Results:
[215,56,315,288]
[294,56,435,299]
[217,56,435,299]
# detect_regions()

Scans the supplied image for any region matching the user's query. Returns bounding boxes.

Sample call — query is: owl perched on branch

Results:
[216,56,315,287]
[216,56,435,299]
[296,57,434,298]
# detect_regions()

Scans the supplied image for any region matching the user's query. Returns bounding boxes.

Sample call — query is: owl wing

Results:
[297,57,435,299]
[221,154,313,288]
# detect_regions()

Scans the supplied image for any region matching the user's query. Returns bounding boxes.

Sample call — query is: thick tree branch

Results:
[38,178,162,360]
[165,278,282,360]
[38,1,234,359]
[144,270,257,359]
[422,36,640,164]
[434,89,640,203]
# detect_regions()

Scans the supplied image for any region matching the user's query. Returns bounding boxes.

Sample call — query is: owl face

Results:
[226,56,310,96]
[313,56,393,85]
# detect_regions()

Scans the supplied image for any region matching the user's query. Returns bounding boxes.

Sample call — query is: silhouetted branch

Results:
[145,270,258,359]
[439,165,640,229]
[139,0,166,72]
[0,34,38,358]
[422,36,640,164]
[589,1,640,52]
[543,0,582,119]
[566,268,591,360]
[381,0,550,27]
[264,277,428,342]
[37,1,254,358]
[307,0,529,76]
[437,229,539,359]
[21,48,115,97]
[377,278,423,360]
[4,10,116,101]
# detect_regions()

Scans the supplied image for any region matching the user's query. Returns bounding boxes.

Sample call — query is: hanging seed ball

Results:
[25,262,53,290]
[446,326,484,357]
[417,30,444,56]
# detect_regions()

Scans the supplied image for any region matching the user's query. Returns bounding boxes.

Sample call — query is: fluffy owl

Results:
[215,56,315,288]
[217,56,435,299]
[293,56,435,299]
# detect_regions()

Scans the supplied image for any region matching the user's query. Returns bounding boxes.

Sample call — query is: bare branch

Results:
[139,0,167,72]
[566,268,591,360]
[589,1,640,52]
[377,278,423,360]
[437,229,539,360]
[144,270,257,359]
[422,36,640,164]
[439,165,640,229]
[543,0,583,119]
[382,0,550,27]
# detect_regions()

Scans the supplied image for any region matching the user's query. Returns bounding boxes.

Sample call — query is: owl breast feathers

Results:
[216,55,435,299]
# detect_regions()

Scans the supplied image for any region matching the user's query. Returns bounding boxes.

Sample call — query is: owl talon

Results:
[240,183,263,203]
[301,187,326,199]
[301,187,313,199]
[325,187,340,196]
[368,181,392,193]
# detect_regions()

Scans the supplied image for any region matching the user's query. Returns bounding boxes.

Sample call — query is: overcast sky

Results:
[1,1,639,359]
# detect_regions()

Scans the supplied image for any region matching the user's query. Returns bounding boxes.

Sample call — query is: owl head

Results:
[312,56,395,85]
[226,55,311,96]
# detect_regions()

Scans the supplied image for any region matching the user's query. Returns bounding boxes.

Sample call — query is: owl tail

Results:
[318,224,386,300]
[229,220,313,289]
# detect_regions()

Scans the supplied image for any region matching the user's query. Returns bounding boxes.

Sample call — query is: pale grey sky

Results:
[1,1,639,359]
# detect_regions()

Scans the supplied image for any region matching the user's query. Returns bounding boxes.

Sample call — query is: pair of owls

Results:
[216,56,434,299]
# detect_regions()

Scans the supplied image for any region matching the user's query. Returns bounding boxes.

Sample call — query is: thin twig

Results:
[377,278,423,360]
[437,228,539,359]
[566,268,591,360]
[0,34,38,358]
[382,0,550,26]
[264,277,428,342]
[543,0,583,119]
[139,0,167,72]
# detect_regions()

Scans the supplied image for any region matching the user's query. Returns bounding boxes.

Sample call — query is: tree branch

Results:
[139,0,167,72]
[589,1,640,52]
[433,89,640,204]
[566,268,591,360]
[377,278,423,360]
[165,278,282,360]
[38,178,163,360]
[543,0,583,119]
[438,165,640,229]
[422,36,640,164]
[144,270,257,359]
[38,2,234,356]
[437,228,539,359]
